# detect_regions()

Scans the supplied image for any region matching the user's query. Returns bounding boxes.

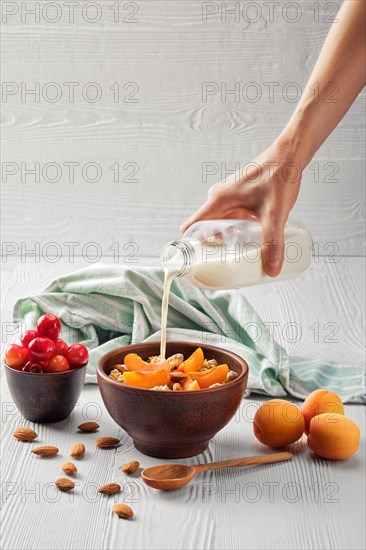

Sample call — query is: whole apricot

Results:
[253,399,305,447]
[307,413,360,460]
[302,389,344,434]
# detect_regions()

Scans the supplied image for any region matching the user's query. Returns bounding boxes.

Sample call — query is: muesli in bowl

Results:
[97,341,249,458]
[109,347,239,391]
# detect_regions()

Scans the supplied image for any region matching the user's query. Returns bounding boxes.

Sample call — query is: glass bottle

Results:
[161,219,312,290]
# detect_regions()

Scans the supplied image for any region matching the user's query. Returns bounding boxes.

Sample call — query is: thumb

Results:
[180,199,222,234]
[261,215,285,277]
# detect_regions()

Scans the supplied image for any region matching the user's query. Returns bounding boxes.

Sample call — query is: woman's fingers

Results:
[261,215,286,277]
[182,203,287,277]
[180,199,224,233]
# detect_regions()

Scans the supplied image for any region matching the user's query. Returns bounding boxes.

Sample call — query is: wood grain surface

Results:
[1,0,365,547]
[0,256,365,550]
[1,0,365,257]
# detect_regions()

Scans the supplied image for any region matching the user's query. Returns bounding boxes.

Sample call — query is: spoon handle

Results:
[193,452,293,473]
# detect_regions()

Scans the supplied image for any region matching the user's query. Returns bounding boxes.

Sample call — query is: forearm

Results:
[280,0,366,168]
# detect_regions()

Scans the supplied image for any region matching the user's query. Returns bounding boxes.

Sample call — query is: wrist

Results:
[277,111,318,170]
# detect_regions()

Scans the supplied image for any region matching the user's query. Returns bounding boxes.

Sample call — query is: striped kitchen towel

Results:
[13,265,365,402]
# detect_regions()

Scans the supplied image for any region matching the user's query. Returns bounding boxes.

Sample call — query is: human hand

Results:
[180,136,303,276]
[181,0,365,277]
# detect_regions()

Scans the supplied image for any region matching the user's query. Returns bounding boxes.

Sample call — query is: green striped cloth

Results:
[13,265,365,403]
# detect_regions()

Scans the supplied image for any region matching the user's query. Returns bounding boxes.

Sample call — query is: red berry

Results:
[54,338,68,356]
[66,343,89,368]
[5,344,29,370]
[22,361,43,374]
[44,355,70,373]
[36,313,61,341]
[21,330,39,348]
[28,337,56,363]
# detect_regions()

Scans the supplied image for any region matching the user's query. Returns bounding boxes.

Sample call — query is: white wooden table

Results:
[1,257,365,550]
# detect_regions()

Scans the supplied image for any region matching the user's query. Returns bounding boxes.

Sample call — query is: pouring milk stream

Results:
[159,219,312,361]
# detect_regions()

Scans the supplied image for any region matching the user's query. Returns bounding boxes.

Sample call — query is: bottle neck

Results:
[160,240,194,278]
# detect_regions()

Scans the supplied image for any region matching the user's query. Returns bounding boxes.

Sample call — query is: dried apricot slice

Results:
[181,377,200,391]
[124,353,169,372]
[177,348,205,373]
[123,370,171,389]
[189,364,229,389]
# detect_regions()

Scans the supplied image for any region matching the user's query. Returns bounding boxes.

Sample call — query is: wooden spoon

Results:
[141,451,293,490]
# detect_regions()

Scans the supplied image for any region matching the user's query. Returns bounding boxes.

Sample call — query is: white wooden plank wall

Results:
[1,0,365,260]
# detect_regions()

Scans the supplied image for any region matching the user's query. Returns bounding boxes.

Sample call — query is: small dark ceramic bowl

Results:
[97,342,248,458]
[4,363,87,423]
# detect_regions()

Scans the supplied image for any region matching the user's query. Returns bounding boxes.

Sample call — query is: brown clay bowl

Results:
[4,362,87,423]
[97,342,249,458]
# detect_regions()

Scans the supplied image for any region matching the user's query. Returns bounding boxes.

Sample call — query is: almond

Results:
[170,371,187,382]
[98,483,121,495]
[121,461,139,475]
[55,478,75,492]
[31,445,58,457]
[77,422,100,433]
[13,427,38,441]
[113,364,127,373]
[61,462,77,476]
[70,443,85,459]
[96,437,120,449]
[112,503,134,519]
